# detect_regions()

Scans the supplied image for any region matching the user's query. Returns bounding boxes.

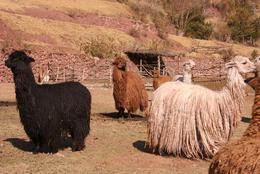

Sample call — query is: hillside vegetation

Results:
[0,0,259,59]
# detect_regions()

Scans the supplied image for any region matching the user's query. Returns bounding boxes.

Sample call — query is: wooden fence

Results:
[42,60,226,90]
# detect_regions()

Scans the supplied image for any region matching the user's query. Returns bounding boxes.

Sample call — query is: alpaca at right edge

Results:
[209,57,260,174]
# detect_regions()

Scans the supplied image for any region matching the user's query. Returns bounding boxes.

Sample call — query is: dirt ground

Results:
[0,83,254,174]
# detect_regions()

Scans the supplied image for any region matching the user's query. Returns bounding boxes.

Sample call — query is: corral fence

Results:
[40,59,226,90]
[136,60,226,90]
[41,64,113,88]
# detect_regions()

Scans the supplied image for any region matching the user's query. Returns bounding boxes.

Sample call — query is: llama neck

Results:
[243,78,260,138]
[13,68,36,115]
[183,70,192,83]
[224,68,246,112]
[112,67,126,89]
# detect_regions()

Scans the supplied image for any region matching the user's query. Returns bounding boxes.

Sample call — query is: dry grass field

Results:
[0,0,258,56]
[0,83,254,174]
[0,0,132,16]
[0,10,135,49]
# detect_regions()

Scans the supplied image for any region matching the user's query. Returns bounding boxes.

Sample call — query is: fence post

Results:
[140,58,143,74]
[110,67,112,87]
[56,67,59,82]
[178,56,180,74]
[64,68,66,82]
[82,68,85,81]
[158,56,161,75]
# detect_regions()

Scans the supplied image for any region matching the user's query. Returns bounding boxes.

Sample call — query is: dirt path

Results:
[0,83,253,174]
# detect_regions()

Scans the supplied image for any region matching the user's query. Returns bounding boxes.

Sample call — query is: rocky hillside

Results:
[0,0,259,83]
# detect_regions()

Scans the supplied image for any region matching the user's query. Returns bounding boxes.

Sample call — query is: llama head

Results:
[183,60,195,72]
[153,69,160,78]
[225,56,255,74]
[5,50,35,72]
[113,57,127,70]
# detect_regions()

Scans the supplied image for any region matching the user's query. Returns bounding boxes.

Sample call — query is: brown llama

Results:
[153,69,172,90]
[209,57,260,174]
[112,57,148,118]
[153,59,196,90]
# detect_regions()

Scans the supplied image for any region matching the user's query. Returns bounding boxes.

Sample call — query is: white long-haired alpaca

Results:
[175,59,196,83]
[147,56,256,159]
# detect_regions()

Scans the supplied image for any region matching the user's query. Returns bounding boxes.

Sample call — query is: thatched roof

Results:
[125,49,177,58]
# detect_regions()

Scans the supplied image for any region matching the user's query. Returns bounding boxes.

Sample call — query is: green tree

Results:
[183,8,213,39]
[227,0,259,44]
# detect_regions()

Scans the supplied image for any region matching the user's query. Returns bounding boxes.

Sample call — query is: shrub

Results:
[129,27,141,38]
[126,0,166,24]
[227,0,259,44]
[162,0,204,30]
[79,36,125,59]
[116,0,128,3]
[212,22,231,41]
[219,47,235,62]
[142,38,170,51]
[251,49,258,59]
[183,8,213,39]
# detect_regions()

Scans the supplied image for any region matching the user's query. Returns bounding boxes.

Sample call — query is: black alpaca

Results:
[5,50,91,153]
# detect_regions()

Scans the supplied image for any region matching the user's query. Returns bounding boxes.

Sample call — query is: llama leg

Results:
[71,119,89,151]
[39,140,49,153]
[49,125,62,153]
[127,111,132,119]
[39,137,60,154]
[118,108,125,117]
[39,124,61,153]
[30,137,40,152]
[49,138,60,154]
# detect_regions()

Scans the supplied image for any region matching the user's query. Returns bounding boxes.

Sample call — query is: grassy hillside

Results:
[0,11,135,49]
[0,0,259,58]
[0,0,132,16]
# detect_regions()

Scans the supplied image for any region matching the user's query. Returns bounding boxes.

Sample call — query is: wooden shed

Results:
[125,49,178,78]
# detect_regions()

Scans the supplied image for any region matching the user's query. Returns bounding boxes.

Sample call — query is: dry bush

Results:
[153,15,170,39]
[142,39,170,51]
[129,27,141,38]
[212,22,231,41]
[126,0,166,24]
[162,0,205,30]
[251,49,258,59]
[79,36,126,59]
[116,0,128,3]
[219,47,235,62]
[0,36,31,53]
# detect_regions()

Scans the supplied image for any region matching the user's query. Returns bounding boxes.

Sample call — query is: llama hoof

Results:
[127,114,132,119]
[72,144,85,152]
[55,152,65,157]
[158,149,166,156]
[33,145,40,154]
[118,116,125,120]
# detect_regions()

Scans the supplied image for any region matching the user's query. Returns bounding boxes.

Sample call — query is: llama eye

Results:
[242,62,247,65]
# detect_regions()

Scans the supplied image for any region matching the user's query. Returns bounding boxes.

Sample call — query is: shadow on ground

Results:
[133,140,153,154]
[0,101,16,107]
[4,138,35,152]
[4,137,72,153]
[133,140,177,157]
[241,116,251,123]
[100,112,146,121]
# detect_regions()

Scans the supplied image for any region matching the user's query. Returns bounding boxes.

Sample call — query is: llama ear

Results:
[225,61,236,69]
[25,56,35,63]
[29,57,35,62]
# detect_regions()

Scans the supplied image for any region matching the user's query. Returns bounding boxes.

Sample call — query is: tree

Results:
[227,0,259,44]
[183,8,213,39]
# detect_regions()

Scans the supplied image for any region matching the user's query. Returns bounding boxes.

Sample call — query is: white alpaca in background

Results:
[175,59,196,83]
[42,69,50,84]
